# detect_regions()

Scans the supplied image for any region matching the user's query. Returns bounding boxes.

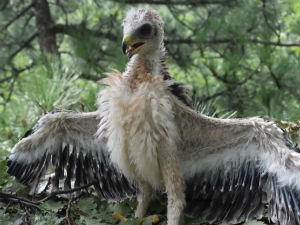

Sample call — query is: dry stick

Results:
[0,192,41,210]
[65,199,73,225]
[64,193,88,225]
[35,182,95,203]
[4,201,11,213]
[0,182,95,210]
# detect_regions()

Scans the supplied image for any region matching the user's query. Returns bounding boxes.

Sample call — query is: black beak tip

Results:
[122,41,127,55]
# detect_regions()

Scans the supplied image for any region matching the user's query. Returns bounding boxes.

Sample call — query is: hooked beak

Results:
[122,41,128,55]
[122,34,146,58]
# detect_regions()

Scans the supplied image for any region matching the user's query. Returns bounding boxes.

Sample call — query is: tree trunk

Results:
[33,0,59,55]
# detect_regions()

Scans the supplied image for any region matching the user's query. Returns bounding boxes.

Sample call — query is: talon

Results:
[112,211,128,221]
[139,214,160,224]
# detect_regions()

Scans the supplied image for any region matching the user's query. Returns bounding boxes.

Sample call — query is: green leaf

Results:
[30,212,64,225]
[76,196,97,214]
[40,200,65,213]
[79,217,108,225]
[0,159,14,189]
[0,160,9,185]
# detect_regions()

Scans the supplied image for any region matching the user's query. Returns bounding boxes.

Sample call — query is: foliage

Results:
[0,0,299,224]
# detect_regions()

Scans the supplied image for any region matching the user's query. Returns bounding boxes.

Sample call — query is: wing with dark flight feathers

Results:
[173,99,300,225]
[8,93,300,225]
[7,111,137,200]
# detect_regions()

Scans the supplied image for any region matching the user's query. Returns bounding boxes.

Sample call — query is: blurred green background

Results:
[0,0,299,224]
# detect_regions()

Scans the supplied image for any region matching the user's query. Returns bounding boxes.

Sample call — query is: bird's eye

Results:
[139,23,152,36]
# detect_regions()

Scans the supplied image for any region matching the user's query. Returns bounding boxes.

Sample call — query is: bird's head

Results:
[122,8,164,58]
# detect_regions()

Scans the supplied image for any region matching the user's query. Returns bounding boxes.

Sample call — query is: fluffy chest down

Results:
[96,71,179,188]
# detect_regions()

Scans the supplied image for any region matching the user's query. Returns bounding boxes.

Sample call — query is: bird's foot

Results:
[112,211,128,221]
[138,215,160,224]
[113,211,160,224]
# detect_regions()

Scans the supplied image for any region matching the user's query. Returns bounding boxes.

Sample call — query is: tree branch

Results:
[261,0,280,40]
[118,0,236,5]
[49,23,117,40]
[0,76,14,83]
[197,90,227,102]
[165,38,300,47]
[9,33,38,61]
[21,13,35,34]
[0,63,34,84]
[0,182,95,210]
[267,65,282,89]
[249,38,300,47]
[168,6,194,31]
[2,3,34,30]
[35,182,95,203]
[65,200,73,225]
[79,73,103,81]
[204,64,252,86]
[0,192,41,210]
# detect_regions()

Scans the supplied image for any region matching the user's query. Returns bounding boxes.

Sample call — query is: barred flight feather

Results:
[7,111,137,200]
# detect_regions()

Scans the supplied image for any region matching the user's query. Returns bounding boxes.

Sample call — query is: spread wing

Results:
[174,100,300,225]
[7,111,136,200]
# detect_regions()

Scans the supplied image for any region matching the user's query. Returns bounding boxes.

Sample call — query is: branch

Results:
[79,73,103,81]
[119,0,236,5]
[65,200,73,225]
[2,3,34,30]
[261,0,280,40]
[0,192,41,210]
[168,6,193,31]
[35,182,95,203]
[9,33,38,61]
[197,90,227,102]
[6,73,16,102]
[1,63,34,103]
[21,13,35,34]
[249,38,300,47]
[165,38,300,47]
[205,64,249,86]
[267,65,282,89]
[16,63,35,73]
[207,67,229,83]
[0,75,14,83]
[49,23,117,40]
[0,182,95,210]
[0,63,34,84]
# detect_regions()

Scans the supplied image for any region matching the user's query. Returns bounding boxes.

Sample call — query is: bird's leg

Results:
[159,149,186,225]
[135,181,152,218]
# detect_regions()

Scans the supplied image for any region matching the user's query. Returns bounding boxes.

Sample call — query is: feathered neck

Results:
[123,42,166,78]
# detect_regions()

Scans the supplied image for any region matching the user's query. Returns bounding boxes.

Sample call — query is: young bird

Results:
[8,8,300,225]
